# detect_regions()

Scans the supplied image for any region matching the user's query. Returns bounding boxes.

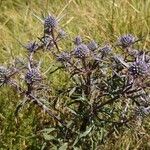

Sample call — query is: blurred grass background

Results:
[0,0,150,149]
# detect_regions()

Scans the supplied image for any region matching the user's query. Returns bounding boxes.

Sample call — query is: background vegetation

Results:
[0,0,150,149]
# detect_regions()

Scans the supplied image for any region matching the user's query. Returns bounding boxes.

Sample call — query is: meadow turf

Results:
[0,0,150,149]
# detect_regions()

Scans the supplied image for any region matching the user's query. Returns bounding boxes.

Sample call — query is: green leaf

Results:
[41,142,46,150]
[100,128,105,141]
[66,107,78,115]
[69,87,76,97]
[41,128,56,133]
[79,126,93,138]
[73,147,81,150]
[59,143,68,150]
[73,126,93,147]
[43,133,55,141]
[72,136,80,147]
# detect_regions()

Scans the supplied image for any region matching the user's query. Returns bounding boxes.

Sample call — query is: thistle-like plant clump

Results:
[1,14,150,148]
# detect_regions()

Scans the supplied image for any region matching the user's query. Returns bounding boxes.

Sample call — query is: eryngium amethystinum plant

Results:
[1,14,150,148]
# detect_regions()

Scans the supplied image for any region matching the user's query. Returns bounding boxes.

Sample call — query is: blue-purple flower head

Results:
[57,52,71,62]
[44,15,58,33]
[87,40,98,51]
[74,36,82,45]
[44,15,58,28]
[73,44,90,58]
[129,60,149,76]
[26,41,39,53]
[118,34,136,48]
[25,68,42,84]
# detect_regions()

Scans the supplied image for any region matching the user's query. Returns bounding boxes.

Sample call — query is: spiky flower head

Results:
[25,68,42,84]
[87,40,98,51]
[0,66,8,84]
[100,44,112,57]
[118,34,136,48]
[73,44,90,58]
[74,36,82,45]
[44,15,58,33]
[26,41,39,53]
[129,60,148,77]
[57,52,71,62]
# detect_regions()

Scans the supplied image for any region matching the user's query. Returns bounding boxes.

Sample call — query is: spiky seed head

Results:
[74,36,82,45]
[118,34,136,48]
[87,40,98,51]
[25,68,42,84]
[26,42,39,53]
[0,66,8,84]
[57,52,71,62]
[73,44,90,58]
[129,60,148,76]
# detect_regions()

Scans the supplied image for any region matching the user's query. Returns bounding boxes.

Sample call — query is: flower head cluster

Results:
[25,68,42,84]
[87,40,98,51]
[44,15,58,30]
[118,34,136,48]
[73,44,90,58]
[129,59,149,77]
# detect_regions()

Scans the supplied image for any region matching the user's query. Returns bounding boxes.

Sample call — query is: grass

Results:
[0,0,150,149]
